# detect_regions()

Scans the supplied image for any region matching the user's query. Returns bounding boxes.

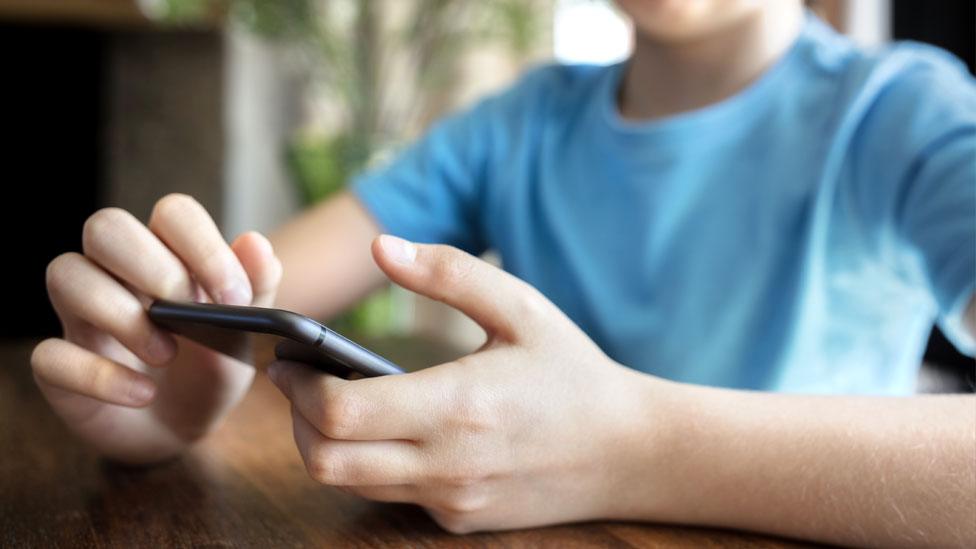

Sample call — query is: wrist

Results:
[590,362,691,522]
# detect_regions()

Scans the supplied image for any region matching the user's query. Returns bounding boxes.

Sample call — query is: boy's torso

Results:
[475,18,974,394]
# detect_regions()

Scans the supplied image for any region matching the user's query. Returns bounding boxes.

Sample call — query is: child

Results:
[32,0,975,545]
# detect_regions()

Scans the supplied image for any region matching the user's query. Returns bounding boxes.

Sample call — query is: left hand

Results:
[268,235,670,533]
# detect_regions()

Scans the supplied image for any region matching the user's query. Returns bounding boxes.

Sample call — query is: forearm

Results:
[623,377,976,547]
[270,191,386,319]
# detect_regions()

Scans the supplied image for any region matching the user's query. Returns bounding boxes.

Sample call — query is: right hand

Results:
[30,194,282,464]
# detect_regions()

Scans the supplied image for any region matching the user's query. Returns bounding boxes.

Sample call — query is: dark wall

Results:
[0,24,226,341]
[892,0,975,74]
[1,25,104,338]
[892,0,976,386]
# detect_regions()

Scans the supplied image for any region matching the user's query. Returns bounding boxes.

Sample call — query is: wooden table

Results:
[0,338,816,548]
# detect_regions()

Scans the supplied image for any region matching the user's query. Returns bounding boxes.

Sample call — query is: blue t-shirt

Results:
[354,15,976,395]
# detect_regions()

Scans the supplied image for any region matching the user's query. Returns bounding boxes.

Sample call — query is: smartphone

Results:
[148,299,404,378]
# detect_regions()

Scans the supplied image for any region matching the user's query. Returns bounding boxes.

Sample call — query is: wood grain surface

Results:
[0,338,819,548]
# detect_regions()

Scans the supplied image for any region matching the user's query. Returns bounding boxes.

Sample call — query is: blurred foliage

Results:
[229,0,318,38]
[150,0,212,22]
[480,0,538,55]
[147,0,541,186]
[329,287,396,337]
[286,133,369,204]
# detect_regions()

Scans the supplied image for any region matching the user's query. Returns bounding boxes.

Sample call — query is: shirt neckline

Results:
[599,13,828,144]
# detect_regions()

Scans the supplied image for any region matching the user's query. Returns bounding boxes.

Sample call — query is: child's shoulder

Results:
[872,41,975,105]
[803,16,973,100]
[798,16,974,132]
[883,41,971,75]
[485,62,615,116]
[849,41,970,94]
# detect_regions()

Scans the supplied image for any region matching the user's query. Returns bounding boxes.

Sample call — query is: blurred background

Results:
[1,0,972,391]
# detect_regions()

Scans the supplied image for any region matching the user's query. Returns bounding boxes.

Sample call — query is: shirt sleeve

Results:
[904,121,976,355]
[351,95,501,256]
[858,47,976,355]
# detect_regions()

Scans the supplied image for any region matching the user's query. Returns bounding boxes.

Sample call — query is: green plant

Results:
[286,133,368,204]
[151,0,539,154]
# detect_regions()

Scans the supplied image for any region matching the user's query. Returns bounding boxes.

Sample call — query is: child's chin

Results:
[615,0,762,44]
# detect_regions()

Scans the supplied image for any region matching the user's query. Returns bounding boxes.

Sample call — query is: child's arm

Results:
[268,238,975,547]
[628,337,975,548]
[270,191,386,318]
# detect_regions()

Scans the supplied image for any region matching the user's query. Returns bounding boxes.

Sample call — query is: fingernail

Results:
[379,234,416,264]
[220,281,252,306]
[127,379,156,405]
[146,331,176,365]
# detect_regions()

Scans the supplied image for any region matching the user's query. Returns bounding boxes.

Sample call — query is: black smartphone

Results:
[148,299,404,378]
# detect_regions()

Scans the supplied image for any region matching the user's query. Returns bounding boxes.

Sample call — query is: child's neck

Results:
[619,3,804,121]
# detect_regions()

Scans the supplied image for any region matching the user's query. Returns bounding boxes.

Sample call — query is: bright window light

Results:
[553,0,633,65]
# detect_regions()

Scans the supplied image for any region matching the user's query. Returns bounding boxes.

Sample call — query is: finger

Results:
[292,406,426,486]
[31,338,157,407]
[148,194,252,305]
[269,360,442,441]
[46,253,177,366]
[338,484,417,504]
[371,235,544,339]
[82,207,196,301]
[230,231,282,308]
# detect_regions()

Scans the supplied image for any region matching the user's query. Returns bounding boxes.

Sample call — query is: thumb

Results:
[371,235,534,340]
[231,231,283,308]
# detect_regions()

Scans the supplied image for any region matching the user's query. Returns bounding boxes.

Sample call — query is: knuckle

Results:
[433,447,493,490]
[30,338,61,375]
[82,207,129,254]
[428,247,474,295]
[83,356,113,395]
[149,193,200,228]
[69,354,116,395]
[320,387,361,439]
[441,487,488,515]
[197,244,232,277]
[45,253,83,293]
[451,387,499,436]
[306,445,344,485]
[106,295,145,331]
[155,267,193,300]
[441,459,492,488]
[511,284,549,321]
[431,510,477,535]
